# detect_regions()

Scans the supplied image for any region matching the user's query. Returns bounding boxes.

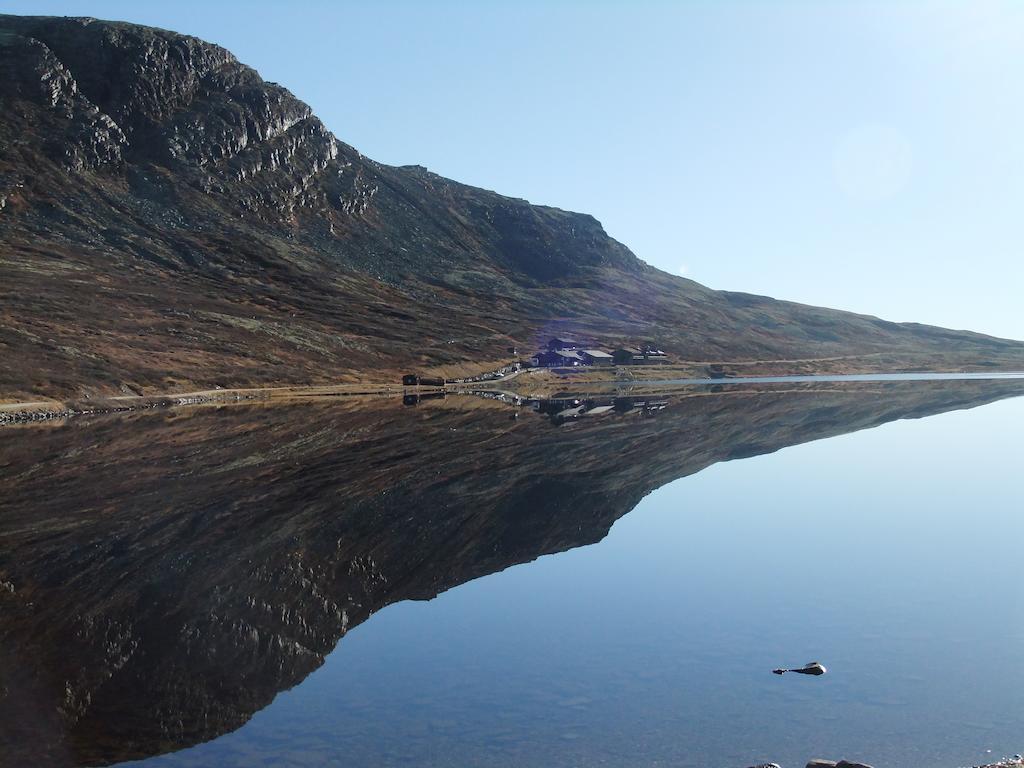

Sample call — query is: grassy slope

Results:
[1,14,1022,403]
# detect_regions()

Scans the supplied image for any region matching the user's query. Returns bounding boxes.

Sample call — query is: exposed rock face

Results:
[0,15,341,214]
[0,28,126,172]
[0,14,636,273]
[1,380,1023,766]
[1,13,1023,403]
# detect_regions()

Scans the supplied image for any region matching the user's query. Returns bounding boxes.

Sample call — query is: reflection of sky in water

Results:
[139,397,1024,768]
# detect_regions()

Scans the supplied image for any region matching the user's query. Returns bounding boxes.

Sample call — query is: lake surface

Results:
[644,371,1024,386]
[1,380,1022,768]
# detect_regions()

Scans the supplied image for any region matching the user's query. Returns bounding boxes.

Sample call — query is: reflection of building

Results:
[403,391,447,406]
[531,397,585,416]
[527,396,669,425]
[612,396,669,413]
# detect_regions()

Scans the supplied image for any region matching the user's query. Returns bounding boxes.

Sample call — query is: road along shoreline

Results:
[3,371,1024,427]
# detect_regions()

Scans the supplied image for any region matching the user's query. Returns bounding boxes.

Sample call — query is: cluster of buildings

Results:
[529,337,668,368]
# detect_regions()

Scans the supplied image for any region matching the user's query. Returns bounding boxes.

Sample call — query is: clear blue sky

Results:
[9,1,1023,340]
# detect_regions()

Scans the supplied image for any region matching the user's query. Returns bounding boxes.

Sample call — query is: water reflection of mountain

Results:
[1,380,1022,767]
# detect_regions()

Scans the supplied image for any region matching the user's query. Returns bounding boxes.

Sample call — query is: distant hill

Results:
[1,14,1022,400]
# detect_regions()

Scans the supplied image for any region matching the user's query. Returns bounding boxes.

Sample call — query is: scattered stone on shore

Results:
[0,390,277,427]
[972,757,1024,768]
[0,408,73,425]
[743,752,1024,768]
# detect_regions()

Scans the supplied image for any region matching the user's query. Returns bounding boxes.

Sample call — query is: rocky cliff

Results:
[1,14,1022,402]
[2,380,1023,766]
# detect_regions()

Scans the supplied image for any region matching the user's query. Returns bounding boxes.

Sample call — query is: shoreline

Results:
[0,383,404,425]
[3,370,1024,427]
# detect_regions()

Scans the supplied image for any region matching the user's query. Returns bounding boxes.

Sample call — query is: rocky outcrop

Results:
[0,29,126,171]
[0,15,343,216]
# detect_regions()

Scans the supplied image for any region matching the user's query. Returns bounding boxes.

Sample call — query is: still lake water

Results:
[1,381,1022,768]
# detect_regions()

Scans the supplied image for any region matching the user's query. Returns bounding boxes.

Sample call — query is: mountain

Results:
[2,380,1023,766]
[1,14,1022,402]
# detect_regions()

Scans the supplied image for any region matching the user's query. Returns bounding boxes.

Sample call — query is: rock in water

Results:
[774,661,827,676]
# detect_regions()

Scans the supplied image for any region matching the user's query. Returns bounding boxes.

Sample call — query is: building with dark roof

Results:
[546,337,580,351]
[580,349,614,366]
[532,350,585,367]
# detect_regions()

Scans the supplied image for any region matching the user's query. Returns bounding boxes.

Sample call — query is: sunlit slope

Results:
[2,14,1022,401]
